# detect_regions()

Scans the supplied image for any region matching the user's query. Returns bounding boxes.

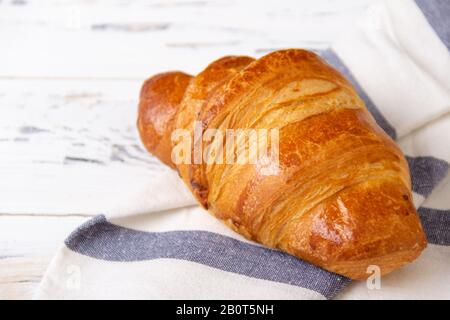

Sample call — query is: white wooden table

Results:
[0,0,374,299]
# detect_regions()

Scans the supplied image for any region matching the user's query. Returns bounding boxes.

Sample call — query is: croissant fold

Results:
[137,49,427,280]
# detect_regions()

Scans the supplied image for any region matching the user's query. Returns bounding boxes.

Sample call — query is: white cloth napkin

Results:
[36,0,450,299]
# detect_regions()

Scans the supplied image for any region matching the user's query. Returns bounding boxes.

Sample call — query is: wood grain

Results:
[0,215,88,299]
[0,257,50,300]
[0,79,171,214]
[0,0,373,78]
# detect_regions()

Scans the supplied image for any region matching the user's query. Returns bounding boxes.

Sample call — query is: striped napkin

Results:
[36,0,450,300]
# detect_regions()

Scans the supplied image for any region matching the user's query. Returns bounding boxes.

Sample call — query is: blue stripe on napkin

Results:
[407,156,449,197]
[418,207,450,245]
[415,0,450,50]
[65,215,350,299]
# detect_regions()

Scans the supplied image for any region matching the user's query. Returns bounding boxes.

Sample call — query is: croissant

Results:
[137,49,427,280]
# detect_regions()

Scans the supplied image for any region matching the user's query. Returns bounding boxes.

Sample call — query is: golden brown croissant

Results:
[137,49,427,280]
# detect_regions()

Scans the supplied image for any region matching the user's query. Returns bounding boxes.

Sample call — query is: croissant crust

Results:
[137,49,427,280]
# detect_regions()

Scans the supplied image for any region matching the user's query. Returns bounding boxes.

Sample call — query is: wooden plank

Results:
[0,78,172,214]
[0,215,89,299]
[0,256,49,300]
[0,0,373,78]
